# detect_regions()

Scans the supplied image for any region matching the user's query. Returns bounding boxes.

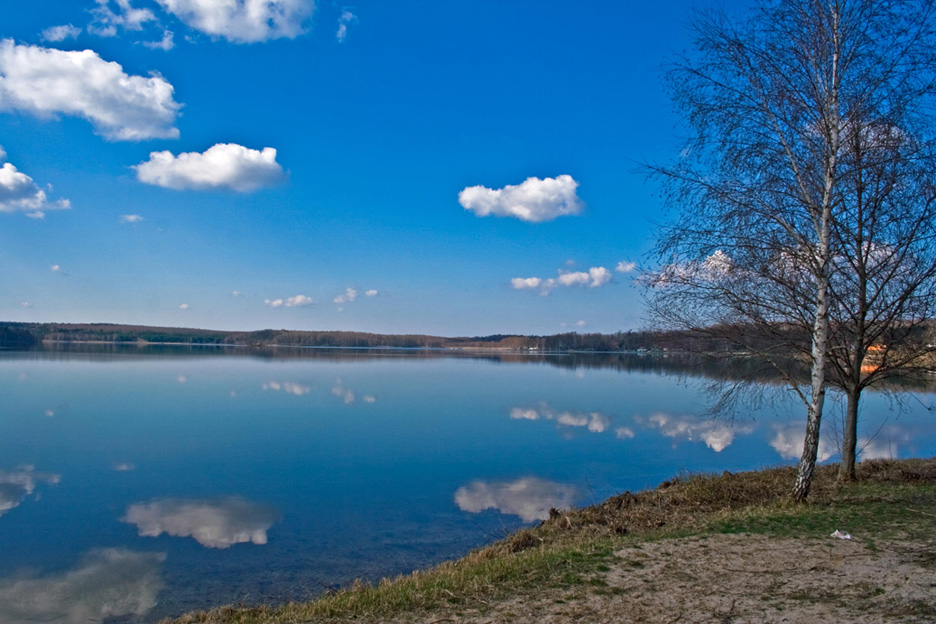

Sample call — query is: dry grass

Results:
[165,458,936,624]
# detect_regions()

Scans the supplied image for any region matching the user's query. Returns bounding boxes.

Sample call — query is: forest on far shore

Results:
[0,321,712,352]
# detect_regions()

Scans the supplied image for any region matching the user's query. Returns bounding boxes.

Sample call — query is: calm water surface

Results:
[1,346,935,623]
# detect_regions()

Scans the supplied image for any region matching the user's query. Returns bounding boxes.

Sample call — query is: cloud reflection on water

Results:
[770,423,911,463]
[769,424,837,462]
[637,412,752,452]
[262,381,311,396]
[0,466,60,517]
[510,403,611,433]
[122,497,278,548]
[454,477,578,522]
[0,549,164,624]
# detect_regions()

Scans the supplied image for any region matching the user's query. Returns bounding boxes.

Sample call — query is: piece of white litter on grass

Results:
[831,530,852,540]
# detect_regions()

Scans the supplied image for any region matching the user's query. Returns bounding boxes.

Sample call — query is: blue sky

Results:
[0,0,713,335]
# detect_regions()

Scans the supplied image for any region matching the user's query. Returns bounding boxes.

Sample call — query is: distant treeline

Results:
[0,321,709,352]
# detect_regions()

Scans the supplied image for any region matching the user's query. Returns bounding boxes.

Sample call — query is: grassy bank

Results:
[168,458,936,624]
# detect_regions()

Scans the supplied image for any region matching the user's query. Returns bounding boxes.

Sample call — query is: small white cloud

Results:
[119,214,144,223]
[574,320,586,327]
[365,289,378,297]
[41,24,82,42]
[512,266,611,295]
[177,303,189,310]
[89,0,158,36]
[587,266,612,287]
[455,478,578,522]
[363,395,376,403]
[142,29,175,51]
[156,0,314,43]
[616,260,636,273]
[231,290,240,297]
[20,301,31,308]
[50,264,61,272]
[122,497,277,548]
[265,295,314,308]
[333,287,357,304]
[511,277,542,290]
[0,39,181,141]
[459,174,583,223]
[113,462,136,472]
[336,9,357,42]
[0,151,71,217]
[134,144,285,192]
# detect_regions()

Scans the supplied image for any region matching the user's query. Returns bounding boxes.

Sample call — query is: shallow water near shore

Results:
[1,346,935,623]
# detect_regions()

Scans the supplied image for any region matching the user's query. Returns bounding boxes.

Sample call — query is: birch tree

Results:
[649,0,936,499]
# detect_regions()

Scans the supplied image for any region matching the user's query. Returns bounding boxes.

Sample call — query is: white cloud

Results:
[575,320,586,327]
[119,214,144,223]
[616,260,636,273]
[89,0,158,37]
[50,265,61,272]
[333,287,357,304]
[41,24,82,42]
[0,151,70,218]
[512,266,612,295]
[265,294,314,308]
[122,497,277,548]
[336,9,356,42]
[455,477,578,522]
[0,467,61,518]
[365,289,378,297]
[0,40,181,141]
[459,174,583,223]
[134,143,284,192]
[0,549,165,624]
[156,0,314,43]
[142,29,175,51]
[177,303,189,310]
[113,462,136,471]
[231,290,240,296]
[511,277,542,290]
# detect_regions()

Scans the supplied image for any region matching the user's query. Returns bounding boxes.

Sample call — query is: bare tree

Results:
[648,0,936,499]
[827,105,936,480]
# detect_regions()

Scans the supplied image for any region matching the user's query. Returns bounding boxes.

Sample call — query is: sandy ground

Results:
[407,532,936,624]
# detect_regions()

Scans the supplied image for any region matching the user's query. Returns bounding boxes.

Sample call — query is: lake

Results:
[1,346,935,623]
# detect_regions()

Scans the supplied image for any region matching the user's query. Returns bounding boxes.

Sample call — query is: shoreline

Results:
[165,458,936,624]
